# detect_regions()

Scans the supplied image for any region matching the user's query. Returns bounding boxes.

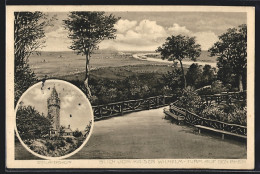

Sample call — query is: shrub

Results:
[58,140,66,147]
[45,141,55,151]
[197,80,228,95]
[176,86,202,114]
[66,137,73,143]
[73,130,83,137]
[228,106,247,126]
[201,104,247,126]
[16,106,52,140]
[201,105,226,122]
[162,67,184,93]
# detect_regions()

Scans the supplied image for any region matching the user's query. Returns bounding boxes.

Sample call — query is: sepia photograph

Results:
[15,80,93,159]
[6,5,254,169]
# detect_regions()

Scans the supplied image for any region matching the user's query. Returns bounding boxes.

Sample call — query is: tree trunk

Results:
[179,60,187,88]
[84,52,92,98]
[238,74,243,92]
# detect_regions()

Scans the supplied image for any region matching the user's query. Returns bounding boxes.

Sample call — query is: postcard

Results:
[6,5,255,169]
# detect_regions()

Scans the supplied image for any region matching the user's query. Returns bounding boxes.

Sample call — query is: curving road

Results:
[132,53,217,67]
[15,107,246,160]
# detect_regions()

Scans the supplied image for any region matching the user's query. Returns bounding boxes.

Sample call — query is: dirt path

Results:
[15,107,246,159]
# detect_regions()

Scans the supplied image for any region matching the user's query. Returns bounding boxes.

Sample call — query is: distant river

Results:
[132,53,217,68]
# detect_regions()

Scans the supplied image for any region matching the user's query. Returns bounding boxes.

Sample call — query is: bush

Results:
[162,67,184,93]
[197,80,228,95]
[66,137,73,143]
[73,130,83,137]
[201,105,226,122]
[16,105,52,140]
[228,106,247,126]
[201,104,247,126]
[45,141,55,151]
[176,86,202,114]
[57,140,66,147]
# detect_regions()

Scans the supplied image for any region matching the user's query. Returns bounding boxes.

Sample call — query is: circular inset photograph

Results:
[15,79,94,159]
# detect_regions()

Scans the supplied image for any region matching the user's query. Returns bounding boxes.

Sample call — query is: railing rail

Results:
[92,95,175,120]
[169,104,247,136]
[200,91,246,105]
[91,91,246,121]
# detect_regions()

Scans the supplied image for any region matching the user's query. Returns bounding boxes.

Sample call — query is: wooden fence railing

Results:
[200,91,246,105]
[92,95,175,120]
[169,104,247,136]
[91,91,246,122]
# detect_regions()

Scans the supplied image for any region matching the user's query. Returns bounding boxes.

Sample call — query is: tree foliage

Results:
[73,129,83,137]
[201,65,216,86]
[186,63,202,88]
[14,12,54,105]
[156,35,201,88]
[209,24,247,91]
[63,12,120,98]
[186,63,216,88]
[176,86,202,113]
[162,63,183,93]
[59,125,66,136]
[16,105,52,140]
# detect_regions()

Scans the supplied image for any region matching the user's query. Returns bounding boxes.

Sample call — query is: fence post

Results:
[157,96,159,107]
[99,106,102,117]
[163,96,165,105]
[121,102,124,115]
[148,99,150,110]
[132,101,135,110]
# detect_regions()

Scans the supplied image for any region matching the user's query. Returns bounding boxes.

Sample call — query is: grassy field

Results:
[29,51,170,79]
[29,50,215,80]
[59,64,174,81]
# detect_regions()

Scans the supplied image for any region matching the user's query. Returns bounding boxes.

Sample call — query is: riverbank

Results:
[132,53,217,68]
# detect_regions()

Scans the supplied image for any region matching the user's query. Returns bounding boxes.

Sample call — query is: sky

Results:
[41,12,246,52]
[18,80,93,131]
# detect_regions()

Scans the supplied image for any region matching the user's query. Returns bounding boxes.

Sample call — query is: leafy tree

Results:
[209,24,247,91]
[162,63,183,93]
[16,105,52,140]
[156,35,201,88]
[201,64,216,87]
[186,63,202,88]
[14,12,56,105]
[63,12,120,98]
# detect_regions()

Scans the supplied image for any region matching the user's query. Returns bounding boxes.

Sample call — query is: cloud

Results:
[101,21,219,51]
[168,23,190,35]
[45,27,68,39]
[193,31,218,50]
[100,19,168,51]
[61,94,75,109]
[114,19,137,33]
[43,16,219,51]
[135,20,167,37]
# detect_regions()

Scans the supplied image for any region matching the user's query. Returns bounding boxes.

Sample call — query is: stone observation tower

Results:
[47,86,60,135]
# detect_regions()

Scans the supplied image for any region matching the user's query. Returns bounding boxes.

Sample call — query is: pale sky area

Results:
[41,12,247,52]
[18,80,93,131]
